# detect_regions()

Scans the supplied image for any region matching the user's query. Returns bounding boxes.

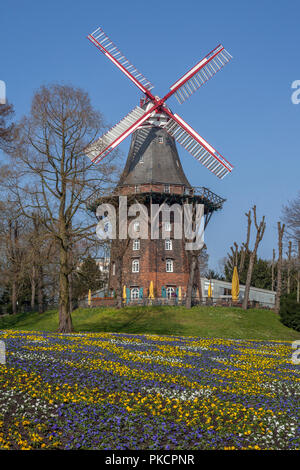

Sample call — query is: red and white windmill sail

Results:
[165,44,232,104]
[85,26,234,179]
[164,110,233,179]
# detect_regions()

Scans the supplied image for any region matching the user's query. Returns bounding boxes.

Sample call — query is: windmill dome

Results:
[117,126,191,188]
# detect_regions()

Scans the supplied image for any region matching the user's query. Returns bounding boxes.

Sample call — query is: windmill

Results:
[85,26,233,179]
[85,26,234,305]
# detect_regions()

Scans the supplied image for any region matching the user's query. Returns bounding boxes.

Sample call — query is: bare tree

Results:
[275,222,285,313]
[282,193,300,303]
[185,203,207,309]
[25,213,55,313]
[282,192,300,242]
[0,202,28,314]
[271,248,276,291]
[7,84,117,332]
[286,240,292,295]
[0,102,15,152]
[242,206,266,310]
[239,210,252,274]
[297,241,300,303]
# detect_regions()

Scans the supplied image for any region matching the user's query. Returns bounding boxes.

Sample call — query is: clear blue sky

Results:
[1,0,300,271]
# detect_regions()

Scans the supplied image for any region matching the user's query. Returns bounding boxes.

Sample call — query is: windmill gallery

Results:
[84,26,234,302]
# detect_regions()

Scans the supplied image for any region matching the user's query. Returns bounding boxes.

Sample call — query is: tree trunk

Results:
[37,265,43,314]
[31,265,36,310]
[11,280,17,315]
[271,248,275,291]
[242,252,255,310]
[186,253,197,309]
[287,241,292,295]
[58,245,73,332]
[297,241,300,303]
[197,256,203,302]
[116,254,123,309]
[242,207,265,310]
[275,222,285,314]
[68,272,73,314]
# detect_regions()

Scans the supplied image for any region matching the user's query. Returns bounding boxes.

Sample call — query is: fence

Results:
[81,297,274,310]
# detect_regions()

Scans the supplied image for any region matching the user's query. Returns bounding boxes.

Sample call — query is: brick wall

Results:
[109,225,191,298]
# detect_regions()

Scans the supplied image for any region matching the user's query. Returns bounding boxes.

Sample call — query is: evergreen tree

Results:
[73,256,106,300]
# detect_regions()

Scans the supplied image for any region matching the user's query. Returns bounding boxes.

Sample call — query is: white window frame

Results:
[166,286,175,299]
[131,287,139,299]
[133,239,140,251]
[164,221,171,232]
[164,184,170,193]
[112,262,116,275]
[132,259,140,273]
[166,259,173,273]
[134,221,140,232]
[165,239,172,250]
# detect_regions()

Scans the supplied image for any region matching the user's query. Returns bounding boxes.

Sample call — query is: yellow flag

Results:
[232,266,240,301]
[148,281,154,299]
[88,289,91,307]
[207,281,212,298]
[178,286,182,301]
[123,285,127,301]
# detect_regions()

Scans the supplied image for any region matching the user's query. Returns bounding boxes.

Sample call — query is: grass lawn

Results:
[0,305,299,341]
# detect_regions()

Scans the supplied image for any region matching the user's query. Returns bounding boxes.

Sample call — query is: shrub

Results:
[280,293,300,332]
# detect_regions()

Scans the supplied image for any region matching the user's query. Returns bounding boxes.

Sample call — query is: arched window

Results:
[132,259,139,273]
[131,287,139,299]
[112,262,116,275]
[166,286,175,299]
[166,259,173,272]
[133,239,140,251]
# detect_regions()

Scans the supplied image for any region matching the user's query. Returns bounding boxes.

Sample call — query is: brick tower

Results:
[90,123,225,303]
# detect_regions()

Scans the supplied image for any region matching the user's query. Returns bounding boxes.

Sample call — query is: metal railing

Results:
[82,297,274,309]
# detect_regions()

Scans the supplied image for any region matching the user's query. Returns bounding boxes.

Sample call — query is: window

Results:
[166,286,175,298]
[132,259,139,273]
[134,185,140,193]
[134,221,140,232]
[166,259,173,273]
[164,221,171,232]
[158,136,164,144]
[131,287,139,299]
[112,262,116,276]
[165,239,172,250]
[164,184,170,193]
[133,239,140,251]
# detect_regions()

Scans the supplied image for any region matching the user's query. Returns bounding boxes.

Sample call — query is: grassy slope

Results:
[0,305,299,341]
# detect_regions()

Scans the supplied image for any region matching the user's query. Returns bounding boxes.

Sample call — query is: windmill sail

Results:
[167,45,232,104]
[88,27,154,95]
[164,113,233,179]
[85,106,151,163]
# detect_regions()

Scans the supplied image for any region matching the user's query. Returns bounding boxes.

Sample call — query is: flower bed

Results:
[0,330,299,450]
